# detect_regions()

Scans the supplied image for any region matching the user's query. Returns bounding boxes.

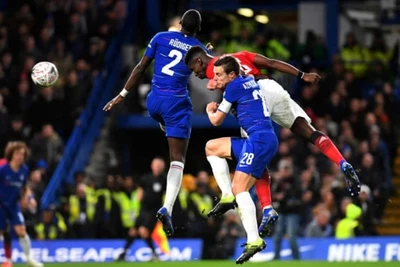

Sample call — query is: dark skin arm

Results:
[103,56,153,111]
[252,54,321,84]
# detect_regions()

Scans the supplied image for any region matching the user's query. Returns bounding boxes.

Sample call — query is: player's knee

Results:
[205,140,219,156]
[14,227,26,237]
[138,227,149,239]
[232,183,246,195]
[291,117,314,138]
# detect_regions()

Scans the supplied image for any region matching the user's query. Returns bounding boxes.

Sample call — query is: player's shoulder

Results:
[150,31,173,42]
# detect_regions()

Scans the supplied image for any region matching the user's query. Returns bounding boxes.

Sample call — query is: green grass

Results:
[13,261,400,267]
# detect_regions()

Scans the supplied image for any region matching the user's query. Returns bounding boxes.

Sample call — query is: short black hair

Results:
[184,45,207,65]
[181,9,201,34]
[214,56,240,76]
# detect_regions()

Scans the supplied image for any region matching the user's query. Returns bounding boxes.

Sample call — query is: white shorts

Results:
[240,78,311,138]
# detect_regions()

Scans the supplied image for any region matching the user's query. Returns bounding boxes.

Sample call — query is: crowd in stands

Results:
[0,1,399,261]
[0,1,125,199]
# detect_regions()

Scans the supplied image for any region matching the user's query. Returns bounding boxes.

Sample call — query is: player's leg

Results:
[205,137,234,197]
[116,227,138,261]
[233,171,266,265]
[239,126,279,234]
[257,169,279,237]
[234,137,277,264]
[12,208,43,267]
[156,96,192,237]
[260,78,360,197]
[2,229,12,267]
[0,209,12,267]
[156,137,188,237]
[205,137,237,217]
[290,116,360,196]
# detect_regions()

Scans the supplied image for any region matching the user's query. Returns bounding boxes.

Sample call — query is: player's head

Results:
[180,9,201,35]
[4,141,30,165]
[213,56,240,90]
[184,46,210,79]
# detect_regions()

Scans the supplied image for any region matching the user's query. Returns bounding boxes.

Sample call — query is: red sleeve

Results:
[206,57,217,79]
[239,51,257,63]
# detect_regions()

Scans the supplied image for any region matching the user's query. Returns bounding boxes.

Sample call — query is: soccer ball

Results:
[31,61,59,87]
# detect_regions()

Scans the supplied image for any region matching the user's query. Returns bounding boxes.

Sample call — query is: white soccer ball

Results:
[31,61,59,87]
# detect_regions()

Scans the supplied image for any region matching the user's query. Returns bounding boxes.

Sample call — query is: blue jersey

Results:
[0,163,29,207]
[218,75,274,136]
[144,31,209,96]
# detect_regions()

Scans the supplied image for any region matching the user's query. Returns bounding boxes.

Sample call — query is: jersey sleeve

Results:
[144,33,160,59]
[240,51,257,63]
[218,82,239,113]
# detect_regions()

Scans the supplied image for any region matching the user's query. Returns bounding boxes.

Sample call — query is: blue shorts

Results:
[0,204,24,230]
[147,91,192,139]
[230,132,278,179]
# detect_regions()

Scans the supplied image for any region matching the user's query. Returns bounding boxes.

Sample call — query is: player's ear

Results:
[197,57,202,65]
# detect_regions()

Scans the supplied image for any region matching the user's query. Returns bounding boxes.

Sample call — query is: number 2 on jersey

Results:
[161,49,183,76]
[252,89,270,117]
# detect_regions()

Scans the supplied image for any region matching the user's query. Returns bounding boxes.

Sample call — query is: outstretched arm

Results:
[253,54,320,84]
[103,56,153,111]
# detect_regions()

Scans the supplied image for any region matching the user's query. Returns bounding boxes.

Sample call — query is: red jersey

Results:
[206,51,261,79]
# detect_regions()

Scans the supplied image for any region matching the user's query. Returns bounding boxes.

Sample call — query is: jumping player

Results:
[103,9,209,236]
[0,142,43,267]
[207,56,278,263]
[184,46,361,236]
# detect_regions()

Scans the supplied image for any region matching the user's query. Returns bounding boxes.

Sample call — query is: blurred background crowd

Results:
[0,0,399,261]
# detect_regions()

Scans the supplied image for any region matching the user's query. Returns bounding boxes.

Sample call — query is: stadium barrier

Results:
[0,239,202,263]
[233,237,400,262]
[2,237,400,262]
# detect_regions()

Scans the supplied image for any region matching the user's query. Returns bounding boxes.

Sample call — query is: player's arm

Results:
[103,56,153,111]
[104,33,158,112]
[206,100,229,126]
[252,53,321,84]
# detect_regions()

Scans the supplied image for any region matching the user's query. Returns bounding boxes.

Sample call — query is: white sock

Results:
[207,156,233,198]
[236,192,260,243]
[19,235,31,258]
[163,161,184,214]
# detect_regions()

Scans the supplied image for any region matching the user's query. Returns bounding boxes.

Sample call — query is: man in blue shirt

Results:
[206,56,278,263]
[103,9,209,237]
[0,142,42,267]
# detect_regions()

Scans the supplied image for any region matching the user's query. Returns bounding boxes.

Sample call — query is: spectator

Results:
[335,203,364,239]
[188,172,216,258]
[67,183,97,238]
[28,86,63,134]
[35,207,67,240]
[305,208,333,237]
[7,115,29,143]
[272,159,302,260]
[213,210,245,259]
[354,184,377,236]
[30,124,64,174]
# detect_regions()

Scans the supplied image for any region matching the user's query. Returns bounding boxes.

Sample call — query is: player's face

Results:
[12,148,26,165]
[189,58,206,79]
[213,66,235,89]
